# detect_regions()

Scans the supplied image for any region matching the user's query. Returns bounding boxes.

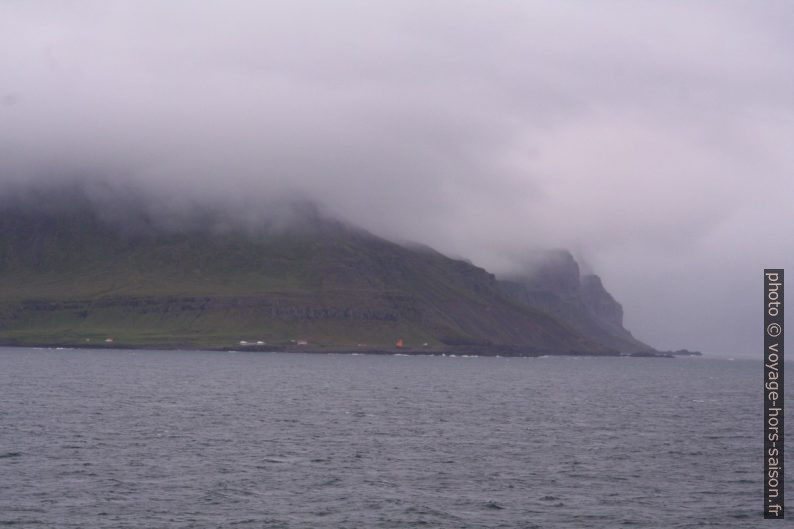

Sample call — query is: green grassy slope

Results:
[0,197,607,353]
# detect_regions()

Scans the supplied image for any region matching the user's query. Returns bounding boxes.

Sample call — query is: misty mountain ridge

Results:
[499,250,652,354]
[0,183,656,355]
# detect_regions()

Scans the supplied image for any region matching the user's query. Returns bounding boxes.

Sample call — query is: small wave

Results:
[0,452,21,459]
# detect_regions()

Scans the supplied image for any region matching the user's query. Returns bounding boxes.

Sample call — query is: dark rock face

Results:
[580,274,624,331]
[518,250,582,298]
[497,250,653,354]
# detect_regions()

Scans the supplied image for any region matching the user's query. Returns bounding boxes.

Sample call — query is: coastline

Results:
[0,340,698,358]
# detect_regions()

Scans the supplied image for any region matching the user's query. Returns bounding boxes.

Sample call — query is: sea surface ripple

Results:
[0,348,770,528]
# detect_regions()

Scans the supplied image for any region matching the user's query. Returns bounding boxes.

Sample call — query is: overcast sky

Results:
[1,1,792,356]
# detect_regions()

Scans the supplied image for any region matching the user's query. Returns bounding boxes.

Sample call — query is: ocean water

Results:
[0,347,773,528]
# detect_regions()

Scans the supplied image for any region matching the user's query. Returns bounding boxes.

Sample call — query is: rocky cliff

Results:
[497,250,653,353]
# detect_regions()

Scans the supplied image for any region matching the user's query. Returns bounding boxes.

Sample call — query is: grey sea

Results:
[0,347,773,528]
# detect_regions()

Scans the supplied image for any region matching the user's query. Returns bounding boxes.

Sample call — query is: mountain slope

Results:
[497,250,654,353]
[0,190,614,353]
